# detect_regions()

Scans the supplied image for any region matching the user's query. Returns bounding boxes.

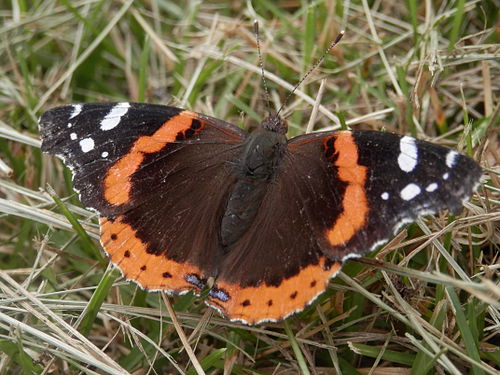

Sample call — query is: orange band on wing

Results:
[100,216,204,293]
[103,111,199,206]
[207,258,342,324]
[326,131,368,246]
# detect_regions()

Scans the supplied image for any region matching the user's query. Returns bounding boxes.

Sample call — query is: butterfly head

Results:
[261,114,288,135]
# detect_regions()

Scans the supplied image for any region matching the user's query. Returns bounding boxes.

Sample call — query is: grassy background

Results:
[0,0,499,374]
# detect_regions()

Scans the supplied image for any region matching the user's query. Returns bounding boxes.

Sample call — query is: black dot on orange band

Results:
[184,128,195,138]
[124,250,131,258]
[140,265,147,271]
[110,233,117,240]
[290,291,298,299]
[267,300,273,306]
[310,280,317,287]
[162,272,172,278]
[242,299,251,307]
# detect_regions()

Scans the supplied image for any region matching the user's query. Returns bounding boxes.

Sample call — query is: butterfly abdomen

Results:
[220,126,287,247]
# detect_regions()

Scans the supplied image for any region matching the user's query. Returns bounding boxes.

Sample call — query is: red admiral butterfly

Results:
[39,101,481,324]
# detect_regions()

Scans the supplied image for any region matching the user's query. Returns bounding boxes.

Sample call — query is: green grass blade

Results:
[284,320,311,375]
[350,343,414,366]
[186,348,226,375]
[78,267,119,336]
[448,0,465,50]
[137,35,151,103]
[303,5,315,72]
[47,186,104,265]
[446,287,485,375]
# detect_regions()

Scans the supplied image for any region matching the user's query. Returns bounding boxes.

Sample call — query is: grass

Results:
[0,0,499,374]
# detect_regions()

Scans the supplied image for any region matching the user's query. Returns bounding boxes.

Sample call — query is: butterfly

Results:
[38,101,481,324]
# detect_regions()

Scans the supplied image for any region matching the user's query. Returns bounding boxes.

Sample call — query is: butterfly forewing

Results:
[287,130,482,259]
[39,103,247,215]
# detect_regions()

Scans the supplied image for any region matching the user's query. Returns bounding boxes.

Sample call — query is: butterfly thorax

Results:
[220,122,288,248]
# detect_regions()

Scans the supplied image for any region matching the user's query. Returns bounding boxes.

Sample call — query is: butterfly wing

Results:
[290,130,482,260]
[207,130,481,324]
[40,102,247,294]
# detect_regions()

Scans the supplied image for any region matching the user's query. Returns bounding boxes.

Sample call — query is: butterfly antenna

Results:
[276,30,345,117]
[254,20,273,115]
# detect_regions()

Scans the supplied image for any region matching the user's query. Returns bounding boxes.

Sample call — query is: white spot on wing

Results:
[101,151,109,158]
[341,252,362,262]
[443,172,449,180]
[67,123,72,128]
[400,183,421,201]
[79,138,95,153]
[446,150,458,168]
[100,102,131,131]
[381,192,389,200]
[69,104,82,119]
[70,132,77,140]
[398,136,418,172]
[426,183,438,192]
